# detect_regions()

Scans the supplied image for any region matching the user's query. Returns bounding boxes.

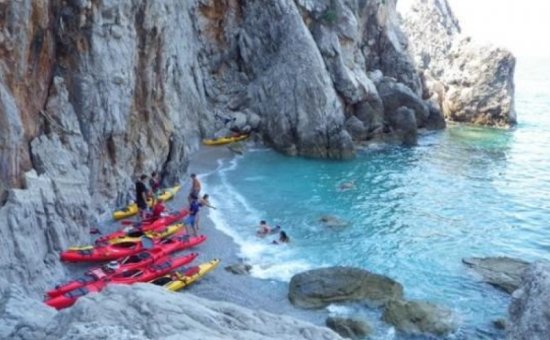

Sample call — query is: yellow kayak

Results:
[107,224,183,245]
[149,259,220,291]
[112,185,181,220]
[202,134,249,146]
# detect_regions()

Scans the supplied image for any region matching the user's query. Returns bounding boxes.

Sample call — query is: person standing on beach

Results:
[184,194,201,236]
[193,194,216,234]
[188,173,201,204]
[149,171,161,196]
[135,175,149,220]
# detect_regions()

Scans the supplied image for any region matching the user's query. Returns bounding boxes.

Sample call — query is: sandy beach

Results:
[173,146,328,325]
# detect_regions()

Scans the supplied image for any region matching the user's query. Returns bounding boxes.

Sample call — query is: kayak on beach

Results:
[202,134,249,146]
[101,224,183,245]
[45,253,199,310]
[60,232,206,262]
[112,185,181,220]
[150,258,221,291]
[97,208,188,244]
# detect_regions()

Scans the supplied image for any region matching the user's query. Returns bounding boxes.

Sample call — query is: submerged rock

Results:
[325,317,371,339]
[382,299,457,336]
[225,263,253,275]
[508,262,550,340]
[320,215,349,228]
[1,284,343,340]
[462,257,530,294]
[288,267,403,309]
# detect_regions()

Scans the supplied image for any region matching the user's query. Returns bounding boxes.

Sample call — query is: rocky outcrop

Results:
[400,0,516,127]
[463,257,530,294]
[507,262,550,340]
[225,263,252,275]
[382,299,457,336]
[325,317,371,339]
[288,267,403,309]
[0,283,343,340]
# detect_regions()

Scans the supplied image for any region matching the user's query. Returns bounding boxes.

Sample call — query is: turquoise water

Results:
[202,59,550,338]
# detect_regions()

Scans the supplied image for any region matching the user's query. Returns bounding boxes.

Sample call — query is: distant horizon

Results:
[399,0,550,58]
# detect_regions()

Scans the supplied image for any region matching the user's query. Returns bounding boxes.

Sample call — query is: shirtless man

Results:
[188,173,201,204]
[256,220,272,237]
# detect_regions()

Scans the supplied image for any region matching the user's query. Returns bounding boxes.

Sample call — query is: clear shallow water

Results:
[202,58,550,338]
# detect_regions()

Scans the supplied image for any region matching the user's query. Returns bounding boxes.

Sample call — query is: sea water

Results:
[201,58,550,338]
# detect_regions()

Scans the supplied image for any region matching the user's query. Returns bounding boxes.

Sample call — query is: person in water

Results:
[135,174,149,220]
[256,220,272,237]
[188,173,201,204]
[272,231,290,244]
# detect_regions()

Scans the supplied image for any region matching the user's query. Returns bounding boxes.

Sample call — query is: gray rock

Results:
[377,78,429,128]
[382,299,457,336]
[344,116,368,141]
[246,112,262,130]
[463,257,530,294]
[326,317,371,339]
[387,107,418,146]
[225,263,252,275]
[1,283,343,340]
[507,262,550,340]
[493,318,507,330]
[400,0,516,127]
[289,267,403,309]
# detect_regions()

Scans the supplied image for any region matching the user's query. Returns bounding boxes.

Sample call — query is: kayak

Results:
[112,185,181,220]
[60,233,206,262]
[150,259,220,291]
[103,224,183,245]
[45,253,198,310]
[97,208,188,244]
[202,134,249,146]
[47,245,184,298]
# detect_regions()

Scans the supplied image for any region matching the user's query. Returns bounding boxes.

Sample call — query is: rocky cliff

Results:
[399,0,516,127]
[0,0,514,297]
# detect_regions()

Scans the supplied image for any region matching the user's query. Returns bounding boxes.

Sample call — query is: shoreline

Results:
[178,145,328,325]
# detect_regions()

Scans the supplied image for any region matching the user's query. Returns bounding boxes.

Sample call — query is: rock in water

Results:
[319,215,349,228]
[288,267,403,309]
[225,263,253,275]
[508,262,550,340]
[382,299,457,336]
[1,284,343,340]
[462,257,530,294]
[326,317,371,339]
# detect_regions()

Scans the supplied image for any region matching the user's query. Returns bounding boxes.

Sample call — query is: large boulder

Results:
[507,262,550,340]
[325,317,371,339]
[382,299,457,336]
[463,257,530,294]
[376,77,430,128]
[288,267,403,309]
[387,107,418,146]
[1,284,343,340]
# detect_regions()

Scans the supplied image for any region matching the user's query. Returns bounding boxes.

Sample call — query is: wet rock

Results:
[508,262,550,340]
[289,267,403,309]
[377,78,430,128]
[320,215,349,228]
[382,299,457,336]
[326,317,371,339]
[345,116,368,141]
[387,107,418,146]
[463,257,530,294]
[225,263,252,275]
[493,318,507,330]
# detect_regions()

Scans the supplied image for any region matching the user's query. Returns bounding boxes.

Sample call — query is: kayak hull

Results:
[202,134,249,146]
[150,259,220,291]
[112,185,181,220]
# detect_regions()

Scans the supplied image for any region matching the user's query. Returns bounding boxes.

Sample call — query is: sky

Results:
[399,0,550,57]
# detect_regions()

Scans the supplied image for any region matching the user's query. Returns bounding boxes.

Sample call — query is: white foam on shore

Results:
[202,155,314,282]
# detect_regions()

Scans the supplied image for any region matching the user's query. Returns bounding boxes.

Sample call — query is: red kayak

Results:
[48,241,195,297]
[60,233,206,262]
[95,209,188,245]
[45,253,198,310]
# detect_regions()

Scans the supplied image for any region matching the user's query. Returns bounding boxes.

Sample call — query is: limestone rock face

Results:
[463,257,530,294]
[507,262,550,340]
[288,267,403,309]
[1,283,343,340]
[400,0,516,127]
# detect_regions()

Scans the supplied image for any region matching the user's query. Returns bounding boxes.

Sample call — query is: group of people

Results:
[256,220,290,244]
[134,172,288,244]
